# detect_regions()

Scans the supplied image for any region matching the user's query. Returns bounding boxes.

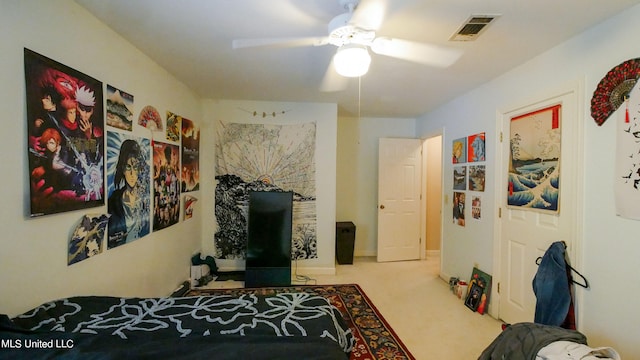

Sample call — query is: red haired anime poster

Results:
[153,142,181,230]
[25,48,104,217]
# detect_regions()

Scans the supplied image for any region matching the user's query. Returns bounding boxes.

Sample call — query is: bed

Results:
[1,292,354,359]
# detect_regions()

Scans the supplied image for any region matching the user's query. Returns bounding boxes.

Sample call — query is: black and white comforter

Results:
[1,293,354,359]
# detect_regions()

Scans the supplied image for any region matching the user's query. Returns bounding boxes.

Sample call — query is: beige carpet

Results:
[304,256,503,359]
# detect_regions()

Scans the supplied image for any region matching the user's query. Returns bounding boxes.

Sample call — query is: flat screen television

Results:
[245,191,293,287]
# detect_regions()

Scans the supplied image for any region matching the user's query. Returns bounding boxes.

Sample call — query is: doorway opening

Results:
[422,133,443,270]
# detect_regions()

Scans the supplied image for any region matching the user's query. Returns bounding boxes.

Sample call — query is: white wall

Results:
[417,4,640,358]
[0,0,203,317]
[336,116,415,256]
[200,100,338,275]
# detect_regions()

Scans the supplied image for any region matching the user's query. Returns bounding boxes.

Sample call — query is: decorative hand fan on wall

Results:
[232,0,463,91]
[591,58,640,126]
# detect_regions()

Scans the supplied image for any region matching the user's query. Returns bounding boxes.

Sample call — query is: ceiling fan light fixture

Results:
[334,44,371,77]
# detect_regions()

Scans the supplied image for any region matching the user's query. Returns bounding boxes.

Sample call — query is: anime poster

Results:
[166,111,181,142]
[215,121,317,260]
[508,105,561,213]
[106,85,134,131]
[468,165,486,191]
[452,137,467,163]
[615,83,640,220]
[453,165,467,190]
[68,213,110,265]
[25,48,104,217]
[453,191,466,226]
[153,141,181,231]
[106,132,151,249]
[468,132,486,162]
[181,117,200,192]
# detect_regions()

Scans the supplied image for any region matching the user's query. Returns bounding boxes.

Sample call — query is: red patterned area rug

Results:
[187,283,415,360]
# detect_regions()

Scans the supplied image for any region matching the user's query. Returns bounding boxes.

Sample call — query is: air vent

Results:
[450,15,499,41]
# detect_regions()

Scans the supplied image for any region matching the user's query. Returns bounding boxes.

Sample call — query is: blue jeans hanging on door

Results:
[532,241,571,326]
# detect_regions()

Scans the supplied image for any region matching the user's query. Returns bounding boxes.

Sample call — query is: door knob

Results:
[379,204,385,209]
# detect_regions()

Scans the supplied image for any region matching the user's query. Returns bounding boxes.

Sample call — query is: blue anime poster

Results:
[106,132,151,249]
[25,48,105,217]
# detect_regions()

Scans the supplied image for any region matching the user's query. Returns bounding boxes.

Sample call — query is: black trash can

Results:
[336,222,356,265]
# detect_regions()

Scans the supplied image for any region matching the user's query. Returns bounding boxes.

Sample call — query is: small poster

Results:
[184,195,198,220]
[166,111,181,142]
[68,214,110,265]
[452,137,467,163]
[468,165,485,191]
[453,191,465,226]
[453,166,467,190]
[471,195,482,220]
[467,132,486,162]
[106,85,134,131]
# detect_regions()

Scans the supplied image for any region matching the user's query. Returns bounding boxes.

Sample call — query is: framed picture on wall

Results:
[24,48,105,217]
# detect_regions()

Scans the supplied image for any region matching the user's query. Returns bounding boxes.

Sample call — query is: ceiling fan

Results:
[232,0,463,91]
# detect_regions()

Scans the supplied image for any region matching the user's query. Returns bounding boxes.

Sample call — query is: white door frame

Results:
[492,79,586,322]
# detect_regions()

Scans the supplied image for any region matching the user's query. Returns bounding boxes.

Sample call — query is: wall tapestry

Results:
[25,48,104,217]
[153,141,181,231]
[68,213,110,265]
[106,85,134,131]
[508,104,561,213]
[615,82,640,220]
[181,117,200,192]
[106,132,151,249]
[214,121,317,260]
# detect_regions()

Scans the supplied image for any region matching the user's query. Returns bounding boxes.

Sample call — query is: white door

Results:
[497,86,582,324]
[377,138,422,262]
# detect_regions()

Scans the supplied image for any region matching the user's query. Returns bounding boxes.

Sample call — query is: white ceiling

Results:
[74,0,640,118]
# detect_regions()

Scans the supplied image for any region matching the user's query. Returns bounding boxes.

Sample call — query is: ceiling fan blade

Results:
[349,0,387,30]
[320,57,348,92]
[370,37,463,68]
[232,36,329,49]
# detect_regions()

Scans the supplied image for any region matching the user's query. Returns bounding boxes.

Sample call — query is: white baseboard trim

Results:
[292,266,336,276]
[354,250,377,257]
[426,250,441,258]
[216,266,337,276]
